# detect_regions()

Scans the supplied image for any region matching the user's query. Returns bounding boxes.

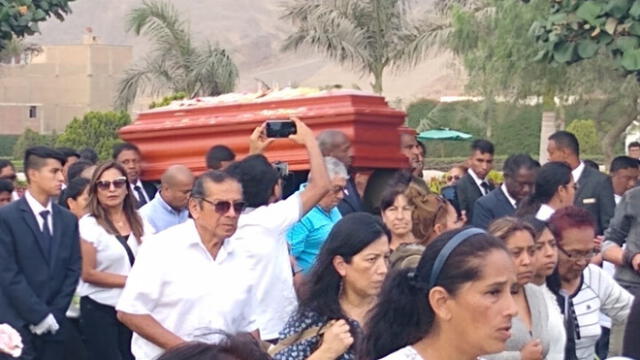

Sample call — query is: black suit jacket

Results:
[456,173,494,223]
[337,177,363,216]
[141,180,158,201]
[0,197,81,338]
[574,166,616,235]
[471,187,516,229]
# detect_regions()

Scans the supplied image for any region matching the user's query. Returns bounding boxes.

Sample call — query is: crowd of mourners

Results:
[1,117,640,360]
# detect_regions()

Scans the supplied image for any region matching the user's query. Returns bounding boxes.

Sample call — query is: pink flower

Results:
[0,324,23,358]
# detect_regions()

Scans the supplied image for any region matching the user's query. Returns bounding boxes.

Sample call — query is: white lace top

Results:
[379,346,423,360]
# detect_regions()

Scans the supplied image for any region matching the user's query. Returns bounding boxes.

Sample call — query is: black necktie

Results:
[40,210,53,261]
[134,185,147,208]
[481,181,491,195]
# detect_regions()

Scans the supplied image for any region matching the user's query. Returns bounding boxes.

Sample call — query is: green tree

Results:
[281,0,442,94]
[0,0,75,51]
[566,119,600,155]
[56,111,131,160]
[0,37,42,64]
[115,0,238,110]
[13,128,57,159]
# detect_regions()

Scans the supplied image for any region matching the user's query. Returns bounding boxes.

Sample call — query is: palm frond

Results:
[188,44,239,97]
[114,57,174,110]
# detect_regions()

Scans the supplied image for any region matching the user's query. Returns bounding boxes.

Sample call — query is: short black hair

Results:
[0,179,14,193]
[59,177,90,209]
[470,139,494,155]
[67,159,95,182]
[583,159,599,170]
[79,147,99,164]
[549,130,580,156]
[24,146,66,182]
[0,159,15,172]
[610,156,640,173]
[417,141,426,156]
[503,154,540,178]
[206,145,236,170]
[628,141,640,149]
[112,142,141,160]
[225,154,278,208]
[56,147,79,160]
[157,332,271,360]
[191,170,239,200]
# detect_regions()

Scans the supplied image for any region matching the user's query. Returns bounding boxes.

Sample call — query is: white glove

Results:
[0,323,23,358]
[29,314,59,336]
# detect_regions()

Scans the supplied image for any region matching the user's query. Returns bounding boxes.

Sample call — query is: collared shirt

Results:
[287,205,342,274]
[139,192,189,233]
[229,191,302,340]
[536,204,555,222]
[24,190,53,232]
[130,179,150,203]
[572,161,585,183]
[501,184,517,208]
[116,219,257,360]
[469,169,489,195]
[614,194,622,205]
[77,215,152,307]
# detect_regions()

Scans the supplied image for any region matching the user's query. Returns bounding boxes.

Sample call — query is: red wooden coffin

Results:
[118,89,409,180]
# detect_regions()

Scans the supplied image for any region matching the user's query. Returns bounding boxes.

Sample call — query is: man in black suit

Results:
[317,130,363,216]
[472,154,539,229]
[456,139,495,222]
[0,147,81,360]
[113,142,157,208]
[548,131,616,235]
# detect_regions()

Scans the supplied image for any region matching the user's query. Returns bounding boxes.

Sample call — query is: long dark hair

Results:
[360,227,508,359]
[299,213,391,320]
[59,177,90,208]
[88,161,144,241]
[157,332,270,360]
[516,161,572,217]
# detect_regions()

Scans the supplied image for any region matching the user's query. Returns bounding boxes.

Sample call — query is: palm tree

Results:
[281,0,447,94]
[0,38,42,64]
[115,0,238,110]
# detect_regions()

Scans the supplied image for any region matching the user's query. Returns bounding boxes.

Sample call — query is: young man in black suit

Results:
[0,147,81,360]
[547,131,616,235]
[456,139,495,222]
[472,154,539,229]
[113,142,158,208]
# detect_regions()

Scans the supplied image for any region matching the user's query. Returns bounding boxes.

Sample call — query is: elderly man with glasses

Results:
[116,171,258,360]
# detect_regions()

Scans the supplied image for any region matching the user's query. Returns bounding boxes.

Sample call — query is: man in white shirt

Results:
[117,171,258,360]
[139,165,194,233]
[113,142,157,208]
[226,118,331,341]
[456,139,495,222]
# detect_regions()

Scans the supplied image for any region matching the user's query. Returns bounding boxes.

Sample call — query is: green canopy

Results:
[417,128,473,141]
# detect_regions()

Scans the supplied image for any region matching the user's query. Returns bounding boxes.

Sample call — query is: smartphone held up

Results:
[265,120,297,138]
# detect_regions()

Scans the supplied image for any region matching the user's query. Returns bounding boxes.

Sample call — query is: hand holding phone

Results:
[266,120,297,138]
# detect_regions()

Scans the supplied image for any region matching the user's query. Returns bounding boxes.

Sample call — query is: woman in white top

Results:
[78,161,151,360]
[516,162,575,222]
[361,227,518,360]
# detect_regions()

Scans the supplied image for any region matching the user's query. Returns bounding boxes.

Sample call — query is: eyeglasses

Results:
[331,186,347,195]
[446,175,461,182]
[198,198,246,215]
[96,177,127,191]
[557,244,595,261]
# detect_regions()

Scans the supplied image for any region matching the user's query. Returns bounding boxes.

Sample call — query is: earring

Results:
[338,279,344,298]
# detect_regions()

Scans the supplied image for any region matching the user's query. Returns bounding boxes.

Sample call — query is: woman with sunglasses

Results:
[361,227,518,360]
[485,217,564,360]
[271,213,390,360]
[78,161,153,360]
[546,207,633,360]
[287,157,349,275]
[516,162,575,222]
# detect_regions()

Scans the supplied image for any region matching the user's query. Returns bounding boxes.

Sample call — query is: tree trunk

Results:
[371,68,383,94]
[601,97,640,170]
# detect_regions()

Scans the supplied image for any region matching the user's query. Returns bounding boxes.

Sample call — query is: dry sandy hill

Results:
[32,0,465,103]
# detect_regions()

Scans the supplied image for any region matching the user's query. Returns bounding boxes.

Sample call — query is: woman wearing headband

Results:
[485,218,564,360]
[78,161,153,360]
[361,227,518,360]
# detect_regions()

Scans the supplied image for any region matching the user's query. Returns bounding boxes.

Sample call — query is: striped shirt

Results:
[557,264,634,360]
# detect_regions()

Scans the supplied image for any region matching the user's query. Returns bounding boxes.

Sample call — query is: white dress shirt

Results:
[229,191,302,339]
[117,220,258,360]
[535,204,555,222]
[130,179,150,203]
[500,184,517,208]
[24,190,53,232]
[77,215,152,307]
[469,169,490,195]
[571,161,585,183]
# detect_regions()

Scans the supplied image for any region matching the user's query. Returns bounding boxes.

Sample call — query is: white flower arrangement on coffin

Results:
[0,324,23,358]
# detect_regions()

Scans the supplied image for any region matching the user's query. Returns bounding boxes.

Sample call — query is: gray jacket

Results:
[603,187,640,288]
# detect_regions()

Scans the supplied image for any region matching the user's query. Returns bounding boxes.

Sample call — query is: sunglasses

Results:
[198,198,246,214]
[96,177,128,191]
[446,175,461,182]
[0,174,17,181]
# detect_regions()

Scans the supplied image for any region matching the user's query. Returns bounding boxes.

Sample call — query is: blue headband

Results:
[427,227,487,289]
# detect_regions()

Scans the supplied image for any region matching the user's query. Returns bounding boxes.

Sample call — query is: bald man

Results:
[139,165,195,233]
[317,130,363,215]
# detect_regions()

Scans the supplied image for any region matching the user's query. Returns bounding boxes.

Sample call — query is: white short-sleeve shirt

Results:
[228,191,302,339]
[116,219,258,360]
[77,215,152,307]
[378,346,423,360]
